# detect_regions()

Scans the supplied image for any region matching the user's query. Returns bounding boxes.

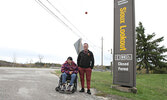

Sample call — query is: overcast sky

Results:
[0,0,167,65]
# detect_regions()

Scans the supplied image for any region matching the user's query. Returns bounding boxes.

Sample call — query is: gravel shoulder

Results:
[0,67,108,100]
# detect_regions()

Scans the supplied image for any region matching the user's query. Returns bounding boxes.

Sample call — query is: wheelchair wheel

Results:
[55,75,62,92]
[74,82,77,91]
[71,83,77,93]
[71,77,77,93]
[55,87,60,91]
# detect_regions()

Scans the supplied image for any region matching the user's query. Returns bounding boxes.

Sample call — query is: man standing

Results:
[77,43,94,95]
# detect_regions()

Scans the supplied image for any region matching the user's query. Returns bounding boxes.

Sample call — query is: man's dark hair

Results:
[67,57,73,61]
[84,43,88,46]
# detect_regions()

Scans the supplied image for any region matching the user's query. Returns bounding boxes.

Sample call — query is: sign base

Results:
[111,85,137,94]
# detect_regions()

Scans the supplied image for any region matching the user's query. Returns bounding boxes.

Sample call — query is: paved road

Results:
[0,67,105,100]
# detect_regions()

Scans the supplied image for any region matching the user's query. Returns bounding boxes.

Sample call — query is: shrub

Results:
[153,67,167,74]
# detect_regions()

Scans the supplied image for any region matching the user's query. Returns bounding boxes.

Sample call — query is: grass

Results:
[55,70,167,100]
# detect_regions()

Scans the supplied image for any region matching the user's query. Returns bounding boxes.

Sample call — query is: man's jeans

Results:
[62,72,76,86]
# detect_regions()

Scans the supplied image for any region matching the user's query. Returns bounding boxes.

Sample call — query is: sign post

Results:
[113,0,136,87]
[74,38,83,55]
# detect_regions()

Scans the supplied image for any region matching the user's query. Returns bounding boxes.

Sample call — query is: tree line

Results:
[0,60,61,68]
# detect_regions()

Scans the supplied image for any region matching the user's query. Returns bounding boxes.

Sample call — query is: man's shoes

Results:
[87,89,91,95]
[79,88,85,92]
[61,85,66,91]
[67,85,71,91]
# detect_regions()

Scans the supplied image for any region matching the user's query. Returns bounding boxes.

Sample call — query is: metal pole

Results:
[111,49,112,75]
[101,37,103,68]
[79,38,82,53]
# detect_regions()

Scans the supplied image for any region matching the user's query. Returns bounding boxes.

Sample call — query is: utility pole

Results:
[110,48,112,75]
[101,37,103,68]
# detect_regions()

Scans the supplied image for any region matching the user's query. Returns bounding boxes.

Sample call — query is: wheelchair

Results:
[55,73,77,93]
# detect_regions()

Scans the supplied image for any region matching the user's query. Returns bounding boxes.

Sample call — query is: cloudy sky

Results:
[0,0,167,65]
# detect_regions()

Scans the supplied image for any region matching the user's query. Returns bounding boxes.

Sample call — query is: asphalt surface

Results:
[0,67,105,100]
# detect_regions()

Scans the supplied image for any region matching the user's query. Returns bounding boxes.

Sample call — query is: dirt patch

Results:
[93,88,132,100]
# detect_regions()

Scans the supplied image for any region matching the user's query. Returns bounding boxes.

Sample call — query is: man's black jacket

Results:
[77,50,94,69]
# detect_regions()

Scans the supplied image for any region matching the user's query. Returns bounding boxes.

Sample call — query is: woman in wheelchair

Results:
[60,57,78,92]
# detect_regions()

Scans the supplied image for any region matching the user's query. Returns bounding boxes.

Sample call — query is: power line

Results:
[46,0,101,50]
[36,0,97,49]
[35,0,112,60]
[46,0,84,36]
[35,0,82,38]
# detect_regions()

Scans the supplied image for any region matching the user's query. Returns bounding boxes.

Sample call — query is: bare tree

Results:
[38,55,43,63]
[30,59,33,64]
[12,54,17,67]
[29,59,33,67]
